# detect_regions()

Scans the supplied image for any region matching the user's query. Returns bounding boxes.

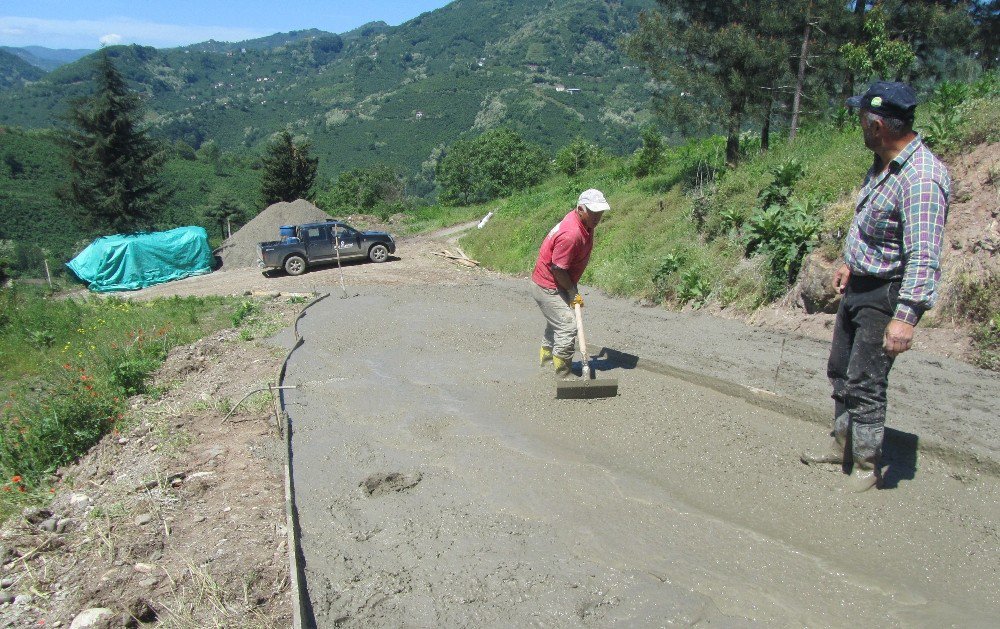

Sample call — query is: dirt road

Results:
[130,229,999,626]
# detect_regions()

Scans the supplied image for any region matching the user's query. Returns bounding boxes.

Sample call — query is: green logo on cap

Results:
[871,96,883,107]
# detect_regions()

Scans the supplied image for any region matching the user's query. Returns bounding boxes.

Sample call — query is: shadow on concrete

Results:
[881,428,919,489]
[594,347,640,372]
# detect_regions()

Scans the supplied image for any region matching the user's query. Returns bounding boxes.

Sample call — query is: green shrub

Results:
[631,126,664,178]
[676,267,711,307]
[653,252,685,284]
[554,136,605,176]
[746,197,823,294]
[757,159,805,209]
[232,299,261,327]
[923,81,969,150]
[108,356,159,396]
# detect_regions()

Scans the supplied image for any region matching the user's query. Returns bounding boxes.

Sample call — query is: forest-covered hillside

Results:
[0,0,657,177]
[0,49,46,89]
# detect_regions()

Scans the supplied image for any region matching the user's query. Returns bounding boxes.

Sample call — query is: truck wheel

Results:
[284,255,307,276]
[368,244,389,263]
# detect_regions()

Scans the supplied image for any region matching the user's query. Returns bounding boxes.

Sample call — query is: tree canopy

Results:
[328,163,405,214]
[625,0,982,163]
[436,128,549,205]
[61,50,168,234]
[260,130,319,205]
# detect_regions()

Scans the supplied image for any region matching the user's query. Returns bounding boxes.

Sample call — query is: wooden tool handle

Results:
[574,303,589,372]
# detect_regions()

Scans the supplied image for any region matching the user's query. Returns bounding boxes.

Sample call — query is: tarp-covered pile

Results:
[66,226,214,292]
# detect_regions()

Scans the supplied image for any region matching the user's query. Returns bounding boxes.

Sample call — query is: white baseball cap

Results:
[578,188,610,213]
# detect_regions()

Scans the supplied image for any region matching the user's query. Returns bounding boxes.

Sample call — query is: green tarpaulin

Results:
[66,226,214,292]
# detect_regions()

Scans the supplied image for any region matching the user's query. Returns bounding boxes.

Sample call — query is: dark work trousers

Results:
[827,275,901,466]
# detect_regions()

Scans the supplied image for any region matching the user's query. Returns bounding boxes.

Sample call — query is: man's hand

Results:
[883,319,915,357]
[832,264,851,294]
[571,293,584,308]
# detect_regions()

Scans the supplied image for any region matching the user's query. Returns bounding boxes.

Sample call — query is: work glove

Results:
[571,293,584,308]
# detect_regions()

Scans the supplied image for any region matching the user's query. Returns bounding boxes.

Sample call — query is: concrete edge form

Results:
[279,292,329,629]
[592,345,1000,478]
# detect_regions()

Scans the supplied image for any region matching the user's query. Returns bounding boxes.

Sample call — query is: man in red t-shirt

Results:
[531,189,610,377]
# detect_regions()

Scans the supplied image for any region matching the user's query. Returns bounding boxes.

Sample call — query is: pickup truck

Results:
[257,220,396,276]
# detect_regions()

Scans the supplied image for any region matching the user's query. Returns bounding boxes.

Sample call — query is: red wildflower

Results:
[18,485,25,492]
[11,475,21,483]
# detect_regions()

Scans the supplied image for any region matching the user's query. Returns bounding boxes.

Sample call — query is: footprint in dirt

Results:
[359,471,423,497]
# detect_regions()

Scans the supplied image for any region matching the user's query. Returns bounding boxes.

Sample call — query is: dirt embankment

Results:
[0,301,300,628]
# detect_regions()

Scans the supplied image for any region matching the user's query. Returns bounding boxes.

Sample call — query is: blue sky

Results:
[0,1,454,49]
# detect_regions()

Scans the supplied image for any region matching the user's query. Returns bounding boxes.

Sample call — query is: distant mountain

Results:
[0,0,657,179]
[0,49,46,88]
[0,46,94,71]
[176,28,336,54]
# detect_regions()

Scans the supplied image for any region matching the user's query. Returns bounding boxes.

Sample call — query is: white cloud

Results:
[0,16,266,49]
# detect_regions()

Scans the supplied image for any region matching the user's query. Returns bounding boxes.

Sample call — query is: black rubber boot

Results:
[848,422,884,492]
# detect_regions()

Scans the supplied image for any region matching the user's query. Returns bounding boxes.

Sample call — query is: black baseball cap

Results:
[846,81,918,120]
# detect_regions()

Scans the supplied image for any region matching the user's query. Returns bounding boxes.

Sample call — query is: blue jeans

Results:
[827,275,901,465]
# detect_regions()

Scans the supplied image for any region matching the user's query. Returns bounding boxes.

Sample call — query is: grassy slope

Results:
[460,123,869,307]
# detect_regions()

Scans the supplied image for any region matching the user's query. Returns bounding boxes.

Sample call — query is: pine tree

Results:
[627,1,792,165]
[62,50,168,233]
[260,131,318,205]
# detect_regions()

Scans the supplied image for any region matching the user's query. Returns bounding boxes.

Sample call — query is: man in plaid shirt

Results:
[801,81,950,492]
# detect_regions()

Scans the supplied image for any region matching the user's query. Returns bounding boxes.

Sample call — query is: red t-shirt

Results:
[531,210,593,290]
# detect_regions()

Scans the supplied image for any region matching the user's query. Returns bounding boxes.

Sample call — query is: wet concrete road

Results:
[284,279,999,627]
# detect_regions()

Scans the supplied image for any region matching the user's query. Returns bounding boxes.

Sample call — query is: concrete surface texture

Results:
[284,279,998,627]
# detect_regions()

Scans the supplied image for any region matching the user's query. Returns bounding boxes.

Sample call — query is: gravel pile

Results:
[217,199,333,268]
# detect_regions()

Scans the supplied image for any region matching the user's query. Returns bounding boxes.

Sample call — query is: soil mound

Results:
[217,199,333,269]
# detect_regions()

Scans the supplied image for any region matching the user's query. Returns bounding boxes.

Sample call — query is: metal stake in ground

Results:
[333,224,348,299]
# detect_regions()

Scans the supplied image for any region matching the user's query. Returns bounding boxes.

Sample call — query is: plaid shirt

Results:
[844,135,950,325]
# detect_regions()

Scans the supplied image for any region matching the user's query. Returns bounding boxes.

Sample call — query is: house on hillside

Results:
[566,88,581,95]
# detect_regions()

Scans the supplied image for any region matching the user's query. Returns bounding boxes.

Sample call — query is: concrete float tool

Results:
[556,302,619,399]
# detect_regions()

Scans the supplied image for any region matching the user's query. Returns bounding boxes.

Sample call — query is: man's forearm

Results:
[550,265,576,293]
